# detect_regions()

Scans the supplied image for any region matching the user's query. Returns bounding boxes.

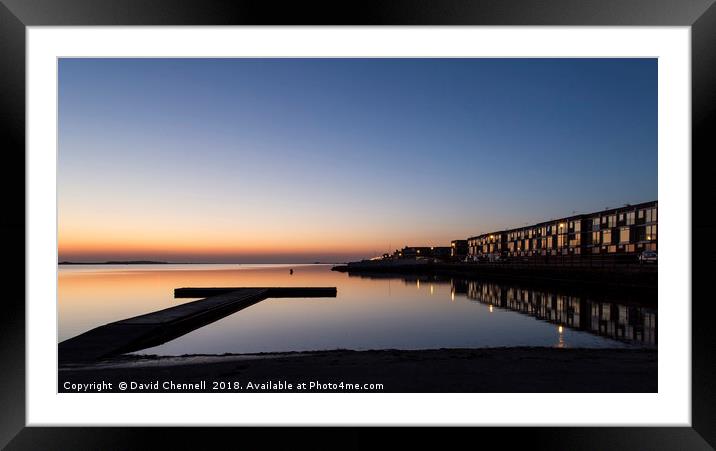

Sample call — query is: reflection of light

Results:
[416,280,420,289]
[451,291,455,301]
[430,285,434,295]
[489,305,493,313]
[558,325,563,334]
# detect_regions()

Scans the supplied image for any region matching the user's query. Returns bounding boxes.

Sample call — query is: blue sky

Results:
[58,58,657,262]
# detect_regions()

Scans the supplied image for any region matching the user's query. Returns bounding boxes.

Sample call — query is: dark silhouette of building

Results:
[450,240,468,259]
[393,246,452,261]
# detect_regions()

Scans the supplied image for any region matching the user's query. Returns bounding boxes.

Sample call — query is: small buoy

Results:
[289,269,294,275]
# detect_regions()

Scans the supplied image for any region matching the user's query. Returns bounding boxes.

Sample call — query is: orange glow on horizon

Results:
[58,218,459,261]
[58,228,391,260]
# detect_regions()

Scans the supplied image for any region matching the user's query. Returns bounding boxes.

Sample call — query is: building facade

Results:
[467,232,507,260]
[582,202,658,255]
[466,201,657,259]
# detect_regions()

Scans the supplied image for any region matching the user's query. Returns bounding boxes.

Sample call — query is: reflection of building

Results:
[451,279,468,296]
[451,240,468,259]
[466,201,657,260]
[459,279,657,347]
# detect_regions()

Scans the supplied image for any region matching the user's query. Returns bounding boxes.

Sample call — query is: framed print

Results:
[2,0,715,448]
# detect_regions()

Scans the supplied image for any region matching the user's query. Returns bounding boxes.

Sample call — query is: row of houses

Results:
[450,200,657,260]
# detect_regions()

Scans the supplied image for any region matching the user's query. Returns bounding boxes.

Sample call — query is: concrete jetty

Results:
[59,287,337,364]
[174,287,337,298]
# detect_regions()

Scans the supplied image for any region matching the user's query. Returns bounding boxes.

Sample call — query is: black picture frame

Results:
[2,0,714,448]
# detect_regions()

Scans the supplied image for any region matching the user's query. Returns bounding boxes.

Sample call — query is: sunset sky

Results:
[58,58,657,263]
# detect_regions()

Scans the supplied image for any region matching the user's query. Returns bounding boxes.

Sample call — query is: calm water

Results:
[58,264,656,355]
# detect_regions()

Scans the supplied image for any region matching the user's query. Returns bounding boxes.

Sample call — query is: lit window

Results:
[619,227,630,243]
[602,229,612,244]
[558,235,566,248]
[646,208,656,222]
[626,211,635,225]
[646,207,657,223]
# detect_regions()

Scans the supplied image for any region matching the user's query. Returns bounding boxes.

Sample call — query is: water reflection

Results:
[59,264,656,355]
[350,272,656,347]
[458,279,656,347]
[349,273,657,347]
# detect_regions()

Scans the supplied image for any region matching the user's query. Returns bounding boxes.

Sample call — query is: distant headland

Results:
[58,261,342,265]
[59,261,169,265]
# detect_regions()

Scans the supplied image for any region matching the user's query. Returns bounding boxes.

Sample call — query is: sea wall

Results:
[332,261,657,290]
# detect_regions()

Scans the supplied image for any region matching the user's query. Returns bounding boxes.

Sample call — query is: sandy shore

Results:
[59,347,656,393]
